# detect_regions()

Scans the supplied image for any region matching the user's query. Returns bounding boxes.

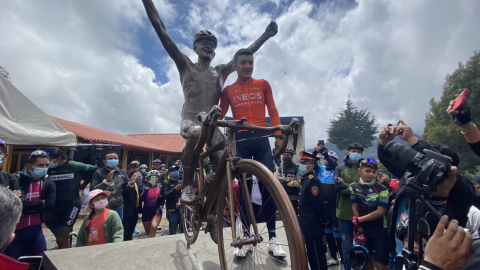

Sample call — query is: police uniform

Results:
[298,152,329,270]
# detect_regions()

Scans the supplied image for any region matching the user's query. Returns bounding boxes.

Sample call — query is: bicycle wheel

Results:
[216,159,307,270]
[181,169,205,245]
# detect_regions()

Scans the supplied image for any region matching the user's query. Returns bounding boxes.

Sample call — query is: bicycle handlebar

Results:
[195,106,301,159]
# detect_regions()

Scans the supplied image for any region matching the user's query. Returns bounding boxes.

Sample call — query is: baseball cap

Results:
[87,189,111,205]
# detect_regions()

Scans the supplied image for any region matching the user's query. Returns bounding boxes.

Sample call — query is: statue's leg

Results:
[180,119,201,204]
[208,127,225,172]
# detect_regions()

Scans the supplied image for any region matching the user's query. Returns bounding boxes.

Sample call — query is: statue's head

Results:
[193,30,217,62]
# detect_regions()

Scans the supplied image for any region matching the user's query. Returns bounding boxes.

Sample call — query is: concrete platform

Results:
[43,223,343,270]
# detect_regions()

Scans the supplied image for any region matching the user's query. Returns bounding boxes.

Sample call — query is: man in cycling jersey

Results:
[219,48,285,258]
[45,148,96,249]
[142,0,278,205]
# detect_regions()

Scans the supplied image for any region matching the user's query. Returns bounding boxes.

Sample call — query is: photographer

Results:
[377,121,475,264]
[446,99,480,158]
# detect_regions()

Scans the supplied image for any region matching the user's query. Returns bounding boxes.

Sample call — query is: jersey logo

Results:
[49,174,74,181]
[308,175,314,179]
[311,186,319,196]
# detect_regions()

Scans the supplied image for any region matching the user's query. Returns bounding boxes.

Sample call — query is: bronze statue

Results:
[142,0,278,204]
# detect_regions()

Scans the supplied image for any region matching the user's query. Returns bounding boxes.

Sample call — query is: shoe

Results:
[233,244,253,258]
[180,185,196,205]
[134,227,139,234]
[157,226,162,231]
[326,256,339,266]
[267,237,287,258]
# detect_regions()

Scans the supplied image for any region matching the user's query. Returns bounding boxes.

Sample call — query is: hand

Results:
[42,200,45,204]
[379,124,397,145]
[130,172,140,184]
[338,177,345,184]
[424,216,472,270]
[13,190,21,197]
[275,172,281,177]
[446,98,459,116]
[394,120,418,146]
[175,184,182,191]
[293,180,301,188]
[194,188,198,194]
[223,209,230,216]
[106,170,115,182]
[274,137,282,150]
[352,216,361,228]
[265,21,278,37]
[434,166,457,197]
[316,145,328,156]
[288,176,294,182]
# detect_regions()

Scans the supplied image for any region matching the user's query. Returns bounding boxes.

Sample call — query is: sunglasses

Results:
[362,158,377,164]
[27,150,48,162]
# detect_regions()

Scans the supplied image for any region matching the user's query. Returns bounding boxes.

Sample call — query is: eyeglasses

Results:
[362,158,377,164]
[27,150,48,162]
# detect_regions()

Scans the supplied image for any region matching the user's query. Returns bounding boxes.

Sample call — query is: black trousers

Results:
[123,209,138,241]
[305,236,328,270]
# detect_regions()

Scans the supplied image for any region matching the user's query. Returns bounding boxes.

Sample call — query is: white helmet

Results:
[328,151,338,160]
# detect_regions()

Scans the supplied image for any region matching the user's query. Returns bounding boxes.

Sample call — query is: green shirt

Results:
[335,162,361,220]
[48,160,96,201]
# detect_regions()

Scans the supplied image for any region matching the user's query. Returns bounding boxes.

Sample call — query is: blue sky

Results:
[1,0,479,149]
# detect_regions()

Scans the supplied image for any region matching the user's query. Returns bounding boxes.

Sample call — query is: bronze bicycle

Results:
[178,105,307,270]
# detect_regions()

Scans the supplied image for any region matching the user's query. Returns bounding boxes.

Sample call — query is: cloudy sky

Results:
[1,0,479,148]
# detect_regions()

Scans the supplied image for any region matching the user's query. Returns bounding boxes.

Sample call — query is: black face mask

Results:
[282,156,294,167]
[381,180,390,188]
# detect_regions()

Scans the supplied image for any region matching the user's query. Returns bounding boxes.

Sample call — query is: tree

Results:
[0,65,12,83]
[423,50,480,175]
[327,97,379,151]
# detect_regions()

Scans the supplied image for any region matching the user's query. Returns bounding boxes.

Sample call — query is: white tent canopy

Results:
[0,75,76,146]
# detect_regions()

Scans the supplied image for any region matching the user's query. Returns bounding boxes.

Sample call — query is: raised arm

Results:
[142,0,187,68]
[222,21,278,78]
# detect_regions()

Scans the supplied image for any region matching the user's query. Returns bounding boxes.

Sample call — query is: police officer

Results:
[298,151,329,270]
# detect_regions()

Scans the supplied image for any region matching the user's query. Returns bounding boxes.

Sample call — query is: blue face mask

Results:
[49,160,58,169]
[161,167,165,170]
[297,164,308,175]
[349,152,362,162]
[29,167,48,178]
[171,171,179,179]
[0,155,3,165]
[141,169,146,173]
[106,159,119,168]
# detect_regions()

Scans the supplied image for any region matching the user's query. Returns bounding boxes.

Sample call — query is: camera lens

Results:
[382,142,425,177]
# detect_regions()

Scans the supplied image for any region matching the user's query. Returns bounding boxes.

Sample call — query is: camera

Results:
[380,142,451,199]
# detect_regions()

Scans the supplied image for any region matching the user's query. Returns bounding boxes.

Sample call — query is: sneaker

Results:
[267,237,287,258]
[327,256,339,266]
[134,227,140,234]
[233,244,253,258]
[157,226,162,231]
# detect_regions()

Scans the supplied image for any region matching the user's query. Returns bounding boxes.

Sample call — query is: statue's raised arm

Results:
[222,21,278,78]
[142,0,187,69]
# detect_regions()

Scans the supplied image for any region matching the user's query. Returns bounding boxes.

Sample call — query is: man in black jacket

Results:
[0,139,20,196]
[162,165,182,235]
[298,151,329,270]
[3,150,56,259]
[377,121,474,254]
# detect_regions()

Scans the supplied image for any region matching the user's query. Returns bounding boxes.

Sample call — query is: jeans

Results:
[110,204,124,220]
[338,218,354,270]
[167,210,181,235]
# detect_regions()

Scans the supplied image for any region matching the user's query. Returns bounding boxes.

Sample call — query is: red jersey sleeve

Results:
[219,87,230,120]
[262,80,281,136]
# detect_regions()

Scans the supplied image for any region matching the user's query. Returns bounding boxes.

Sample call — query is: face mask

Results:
[106,159,119,168]
[30,167,48,178]
[49,160,58,169]
[161,167,165,170]
[282,156,294,167]
[141,169,146,173]
[0,155,4,165]
[349,152,362,162]
[93,198,108,210]
[150,176,157,185]
[171,171,179,178]
[297,164,308,175]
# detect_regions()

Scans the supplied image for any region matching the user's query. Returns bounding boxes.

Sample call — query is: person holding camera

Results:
[162,165,182,235]
[334,142,364,270]
[275,147,299,215]
[377,120,475,267]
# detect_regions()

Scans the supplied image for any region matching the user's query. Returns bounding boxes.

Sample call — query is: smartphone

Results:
[18,256,43,270]
[318,140,325,146]
[451,88,468,111]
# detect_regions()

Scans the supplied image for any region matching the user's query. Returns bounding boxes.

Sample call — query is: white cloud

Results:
[0,0,479,150]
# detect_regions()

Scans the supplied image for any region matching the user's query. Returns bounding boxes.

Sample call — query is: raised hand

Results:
[265,21,278,37]
[379,123,397,145]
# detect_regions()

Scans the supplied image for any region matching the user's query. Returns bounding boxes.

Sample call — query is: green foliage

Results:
[327,97,379,151]
[423,50,480,174]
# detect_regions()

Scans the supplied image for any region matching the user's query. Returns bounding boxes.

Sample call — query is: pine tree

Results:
[423,50,480,175]
[327,97,379,151]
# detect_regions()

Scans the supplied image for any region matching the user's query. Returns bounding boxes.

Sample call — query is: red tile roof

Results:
[127,134,185,154]
[50,116,172,152]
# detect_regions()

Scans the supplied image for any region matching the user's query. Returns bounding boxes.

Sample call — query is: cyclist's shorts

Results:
[48,199,81,235]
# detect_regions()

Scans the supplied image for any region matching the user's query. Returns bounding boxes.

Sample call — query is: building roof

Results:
[50,116,172,152]
[127,134,185,154]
